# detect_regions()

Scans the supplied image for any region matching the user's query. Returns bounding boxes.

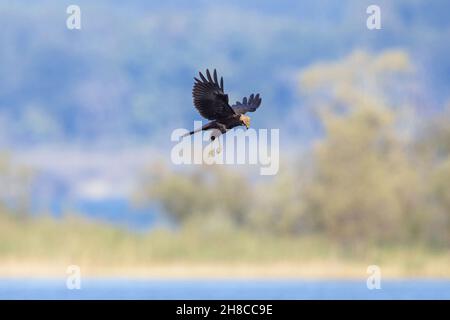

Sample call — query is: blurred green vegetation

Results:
[0,212,449,277]
[0,153,33,220]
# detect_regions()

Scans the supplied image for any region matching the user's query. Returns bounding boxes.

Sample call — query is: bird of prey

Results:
[184,69,262,141]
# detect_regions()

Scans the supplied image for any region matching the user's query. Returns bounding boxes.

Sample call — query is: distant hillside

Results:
[0,0,449,148]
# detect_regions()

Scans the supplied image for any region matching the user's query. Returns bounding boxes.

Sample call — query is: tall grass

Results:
[1,212,449,278]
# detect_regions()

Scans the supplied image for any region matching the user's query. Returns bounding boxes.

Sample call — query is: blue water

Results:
[1,279,449,299]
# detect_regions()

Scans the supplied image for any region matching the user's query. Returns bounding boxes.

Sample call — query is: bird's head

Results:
[240,114,251,129]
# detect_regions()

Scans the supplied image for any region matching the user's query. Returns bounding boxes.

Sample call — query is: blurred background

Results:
[1,0,450,287]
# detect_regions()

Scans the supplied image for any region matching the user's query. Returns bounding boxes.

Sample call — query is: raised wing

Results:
[192,69,236,120]
[231,93,262,114]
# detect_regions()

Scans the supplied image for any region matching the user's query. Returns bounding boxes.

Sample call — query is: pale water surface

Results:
[0,279,449,300]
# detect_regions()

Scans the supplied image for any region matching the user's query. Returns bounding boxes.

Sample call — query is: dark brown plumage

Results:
[186,69,262,140]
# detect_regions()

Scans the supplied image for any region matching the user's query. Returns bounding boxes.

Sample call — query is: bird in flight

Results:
[184,69,262,141]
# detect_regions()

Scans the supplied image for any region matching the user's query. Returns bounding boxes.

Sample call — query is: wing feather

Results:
[192,69,235,120]
[231,93,262,114]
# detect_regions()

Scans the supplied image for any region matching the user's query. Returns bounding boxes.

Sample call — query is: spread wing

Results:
[192,69,236,120]
[231,93,262,114]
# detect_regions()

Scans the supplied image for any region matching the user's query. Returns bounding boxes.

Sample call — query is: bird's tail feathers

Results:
[182,127,202,138]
